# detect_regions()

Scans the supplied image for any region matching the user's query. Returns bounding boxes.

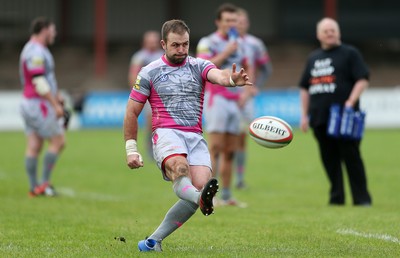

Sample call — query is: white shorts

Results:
[20,98,64,138]
[203,94,241,135]
[152,128,212,181]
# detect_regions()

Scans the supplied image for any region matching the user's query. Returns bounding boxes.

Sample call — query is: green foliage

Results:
[0,129,399,257]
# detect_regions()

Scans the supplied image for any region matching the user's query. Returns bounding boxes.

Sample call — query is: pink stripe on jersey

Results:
[197,53,212,60]
[129,90,147,103]
[40,101,48,117]
[206,81,240,107]
[206,82,240,100]
[22,62,44,98]
[202,65,214,80]
[256,55,270,66]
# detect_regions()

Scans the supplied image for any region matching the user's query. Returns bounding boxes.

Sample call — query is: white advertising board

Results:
[0,91,24,130]
[360,87,400,128]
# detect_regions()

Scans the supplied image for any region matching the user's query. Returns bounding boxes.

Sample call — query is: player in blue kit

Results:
[123,19,252,252]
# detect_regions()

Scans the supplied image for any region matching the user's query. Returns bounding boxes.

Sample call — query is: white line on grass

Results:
[337,228,400,244]
[57,187,127,202]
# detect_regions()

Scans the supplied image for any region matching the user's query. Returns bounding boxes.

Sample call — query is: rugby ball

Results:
[248,116,293,148]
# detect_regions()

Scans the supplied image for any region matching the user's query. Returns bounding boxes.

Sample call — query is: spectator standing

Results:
[299,17,372,206]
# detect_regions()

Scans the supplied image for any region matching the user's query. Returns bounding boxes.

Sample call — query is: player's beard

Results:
[166,53,187,65]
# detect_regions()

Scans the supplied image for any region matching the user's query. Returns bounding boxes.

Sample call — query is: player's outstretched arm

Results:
[207,63,253,87]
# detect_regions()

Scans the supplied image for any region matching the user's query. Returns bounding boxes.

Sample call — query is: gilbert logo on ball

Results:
[249,116,293,148]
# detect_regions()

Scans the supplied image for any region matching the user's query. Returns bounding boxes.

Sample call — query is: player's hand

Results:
[126,152,144,169]
[231,63,253,87]
[63,108,71,129]
[58,95,65,106]
[300,115,309,133]
[225,41,238,56]
[55,104,64,118]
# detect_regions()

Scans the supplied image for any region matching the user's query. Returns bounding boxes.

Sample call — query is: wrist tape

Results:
[125,139,138,156]
[33,76,51,96]
[229,76,236,87]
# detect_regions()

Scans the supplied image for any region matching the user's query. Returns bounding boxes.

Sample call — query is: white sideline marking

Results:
[57,187,126,202]
[57,187,76,197]
[337,228,400,244]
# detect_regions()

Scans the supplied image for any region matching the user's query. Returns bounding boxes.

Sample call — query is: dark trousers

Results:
[312,125,372,205]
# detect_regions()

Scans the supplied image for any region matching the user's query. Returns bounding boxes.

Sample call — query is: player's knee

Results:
[59,141,66,152]
[52,140,65,153]
[209,143,223,155]
[193,177,210,190]
[168,159,190,179]
[175,162,190,178]
[225,150,236,161]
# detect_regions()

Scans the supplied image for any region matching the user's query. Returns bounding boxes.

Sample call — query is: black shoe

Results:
[199,178,219,216]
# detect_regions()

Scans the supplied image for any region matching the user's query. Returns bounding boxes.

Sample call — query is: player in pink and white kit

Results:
[235,7,273,189]
[19,17,65,197]
[196,3,254,206]
[123,19,252,252]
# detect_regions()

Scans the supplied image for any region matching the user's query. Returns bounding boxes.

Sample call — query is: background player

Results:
[19,17,66,197]
[197,3,254,206]
[128,30,164,160]
[235,7,273,189]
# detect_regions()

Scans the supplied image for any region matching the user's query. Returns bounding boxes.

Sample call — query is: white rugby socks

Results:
[173,176,200,204]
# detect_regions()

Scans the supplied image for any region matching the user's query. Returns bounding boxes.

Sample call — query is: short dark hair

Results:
[30,16,53,35]
[216,3,238,20]
[161,19,190,42]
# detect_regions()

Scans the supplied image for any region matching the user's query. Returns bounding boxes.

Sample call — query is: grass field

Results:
[0,128,399,257]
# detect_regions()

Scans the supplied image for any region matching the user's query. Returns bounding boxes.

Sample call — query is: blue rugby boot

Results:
[138,238,162,252]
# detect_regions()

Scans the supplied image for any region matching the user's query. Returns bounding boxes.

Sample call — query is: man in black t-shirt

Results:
[298,17,372,206]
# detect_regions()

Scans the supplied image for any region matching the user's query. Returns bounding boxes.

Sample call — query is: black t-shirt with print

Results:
[299,44,369,128]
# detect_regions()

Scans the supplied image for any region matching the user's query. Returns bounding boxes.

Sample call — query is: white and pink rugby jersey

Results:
[129,55,216,133]
[19,40,58,98]
[243,34,271,69]
[196,31,249,101]
[242,34,272,88]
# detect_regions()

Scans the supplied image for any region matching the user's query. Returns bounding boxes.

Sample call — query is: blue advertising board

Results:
[254,89,300,127]
[79,89,301,129]
[80,90,145,128]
